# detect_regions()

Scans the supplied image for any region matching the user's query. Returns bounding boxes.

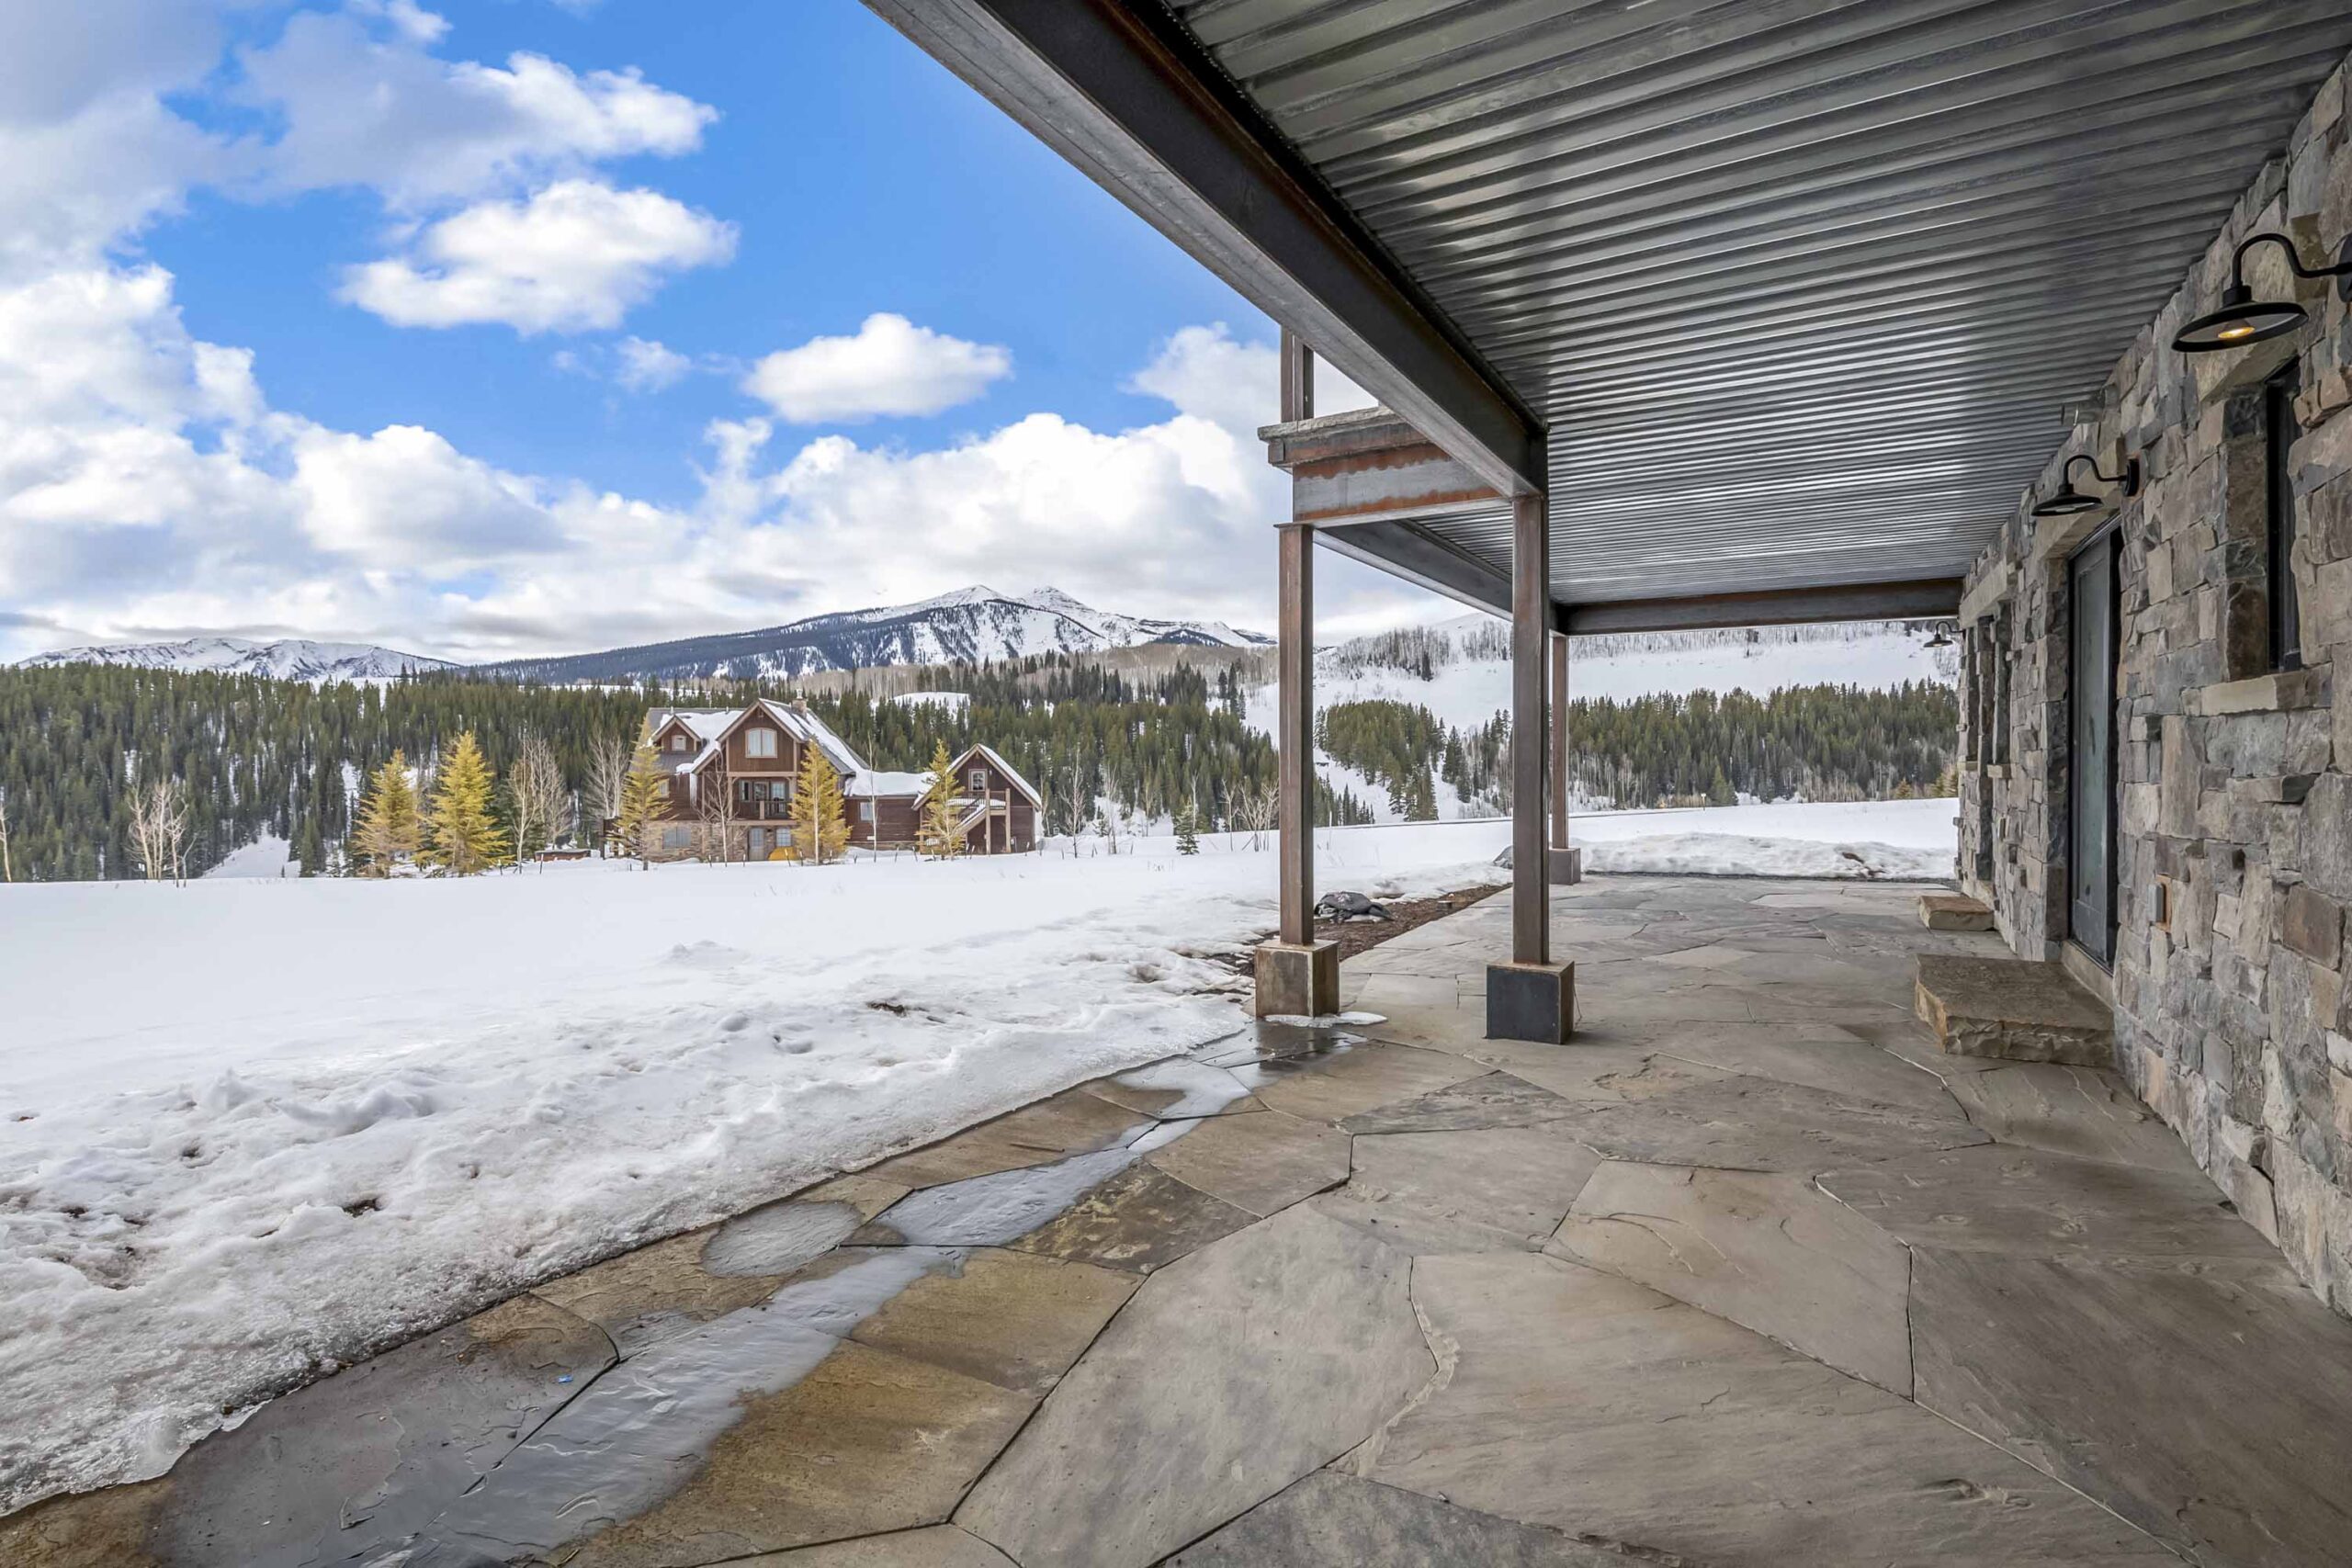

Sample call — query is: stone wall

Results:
[1958,51,2352,1314]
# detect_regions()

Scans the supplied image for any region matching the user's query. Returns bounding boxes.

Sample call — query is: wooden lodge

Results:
[642,699,1041,861]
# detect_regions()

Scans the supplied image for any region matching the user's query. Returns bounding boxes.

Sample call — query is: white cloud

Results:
[616,335,691,391]
[339,180,736,333]
[235,6,716,208]
[742,313,1012,423]
[1126,322,1375,433]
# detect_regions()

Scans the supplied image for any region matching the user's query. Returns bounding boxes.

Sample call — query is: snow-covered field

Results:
[0,801,1954,1511]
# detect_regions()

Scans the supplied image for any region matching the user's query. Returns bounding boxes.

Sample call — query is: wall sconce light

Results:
[2173,231,2352,352]
[1924,627,1954,649]
[2031,455,2142,518]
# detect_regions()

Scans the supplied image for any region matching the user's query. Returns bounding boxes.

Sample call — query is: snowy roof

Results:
[649,702,869,778]
[950,743,1041,807]
[849,769,931,797]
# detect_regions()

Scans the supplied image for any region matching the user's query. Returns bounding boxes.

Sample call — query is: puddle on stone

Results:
[701,1199,862,1277]
[866,1147,1141,1246]
[1128,1117,1214,1155]
[405,1247,962,1562]
[1104,1059,1254,1119]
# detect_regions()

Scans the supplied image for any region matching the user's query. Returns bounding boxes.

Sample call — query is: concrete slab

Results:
[1142,1110,1351,1217]
[1549,1161,1914,1393]
[1165,1472,1631,1566]
[1818,1145,2272,1258]
[1364,1254,2178,1566]
[1916,954,2115,1066]
[956,1205,1429,1568]
[1912,1248,2352,1568]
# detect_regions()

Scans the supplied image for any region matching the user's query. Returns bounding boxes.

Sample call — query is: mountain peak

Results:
[17,637,453,682]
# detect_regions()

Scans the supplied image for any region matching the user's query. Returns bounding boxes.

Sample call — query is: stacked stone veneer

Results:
[1958,51,2352,1314]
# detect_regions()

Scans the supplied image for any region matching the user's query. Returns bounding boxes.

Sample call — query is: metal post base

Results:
[1487,960,1576,1043]
[1255,940,1340,1019]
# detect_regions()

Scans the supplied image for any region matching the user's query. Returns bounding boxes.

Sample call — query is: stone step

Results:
[1917,892,1994,931]
[1915,954,2114,1066]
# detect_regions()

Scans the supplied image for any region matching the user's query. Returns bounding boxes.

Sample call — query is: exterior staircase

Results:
[1915,954,2115,1066]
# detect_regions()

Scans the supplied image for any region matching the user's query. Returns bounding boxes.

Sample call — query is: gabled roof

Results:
[648,700,868,779]
[949,743,1041,808]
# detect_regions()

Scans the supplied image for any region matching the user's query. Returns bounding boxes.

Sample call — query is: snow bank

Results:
[0,825,1503,1511]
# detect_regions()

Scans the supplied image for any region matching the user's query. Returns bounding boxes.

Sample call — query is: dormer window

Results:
[667,733,687,752]
[968,767,988,792]
[745,728,779,760]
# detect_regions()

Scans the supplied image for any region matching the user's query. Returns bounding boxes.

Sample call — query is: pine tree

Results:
[350,751,421,875]
[1175,801,1201,854]
[616,739,670,865]
[916,739,964,859]
[424,730,509,874]
[788,744,853,865]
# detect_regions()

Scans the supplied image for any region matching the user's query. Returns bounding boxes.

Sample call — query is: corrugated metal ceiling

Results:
[1166,0,2352,604]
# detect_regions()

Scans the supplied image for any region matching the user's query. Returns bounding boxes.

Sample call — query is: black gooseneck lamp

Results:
[2031,454,2142,518]
[2173,230,2352,352]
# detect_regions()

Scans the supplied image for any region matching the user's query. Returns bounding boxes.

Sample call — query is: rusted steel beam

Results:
[1279,328,1313,423]
[1312,520,1510,617]
[1511,492,1550,968]
[1277,523,1314,947]
[1262,406,1506,529]
[859,0,1544,497]
[1561,577,1962,636]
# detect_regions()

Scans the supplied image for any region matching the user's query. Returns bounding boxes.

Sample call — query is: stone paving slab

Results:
[861,1089,1152,1190]
[1006,1161,1258,1274]
[847,1248,1136,1398]
[1234,1040,1485,1122]
[0,1293,614,1568]
[1939,1062,2205,1171]
[1337,1070,1585,1134]
[557,1338,1033,1568]
[1079,1059,1261,1120]
[1141,1109,1351,1217]
[1549,1160,1914,1393]
[1364,1253,2180,1567]
[1645,1028,1966,1118]
[1916,954,2115,1066]
[955,1205,1429,1568]
[1532,1069,1989,1172]
[1911,1248,2352,1568]
[1819,1145,2275,1258]
[1164,1472,1639,1566]
[1334,1126,1604,1253]
[537,1201,868,1354]
[731,1526,1016,1566]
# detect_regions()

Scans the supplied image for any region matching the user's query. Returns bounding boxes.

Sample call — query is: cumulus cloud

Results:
[616,335,692,391]
[234,6,715,208]
[339,180,736,333]
[742,313,1012,423]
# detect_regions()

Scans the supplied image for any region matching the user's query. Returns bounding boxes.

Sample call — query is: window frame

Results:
[744,727,779,760]
[2267,363,2303,672]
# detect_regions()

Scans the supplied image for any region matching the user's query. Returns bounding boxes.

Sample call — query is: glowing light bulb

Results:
[2219,322,2255,340]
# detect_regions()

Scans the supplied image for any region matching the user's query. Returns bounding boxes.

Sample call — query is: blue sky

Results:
[0,0,1410,661]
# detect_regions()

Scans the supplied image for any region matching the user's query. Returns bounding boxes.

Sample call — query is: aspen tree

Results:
[916,739,964,859]
[788,745,852,865]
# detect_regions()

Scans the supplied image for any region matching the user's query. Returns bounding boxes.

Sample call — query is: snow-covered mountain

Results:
[17,637,454,682]
[479,586,1271,683]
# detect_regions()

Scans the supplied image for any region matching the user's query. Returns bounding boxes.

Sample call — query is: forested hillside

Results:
[0,660,1373,882]
[1314,684,1957,818]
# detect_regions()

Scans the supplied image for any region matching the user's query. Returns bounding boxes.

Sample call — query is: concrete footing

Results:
[1549,845,1583,885]
[1254,940,1340,1019]
[1487,960,1576,1043]
[1915,953,2113,1065]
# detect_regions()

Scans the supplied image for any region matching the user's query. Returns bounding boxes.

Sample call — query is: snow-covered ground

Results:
[0,800,1954,1511]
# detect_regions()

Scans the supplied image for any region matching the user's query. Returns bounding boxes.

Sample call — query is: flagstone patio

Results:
[9,876,2352,1567]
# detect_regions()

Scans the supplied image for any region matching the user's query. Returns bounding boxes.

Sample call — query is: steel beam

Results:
[1279,327,1313,423]
[1277,523,1313,947]
[1550,632,1569,854]
[861,0,1544,497]
[1563,578,1963,636]
[1510,493,1549,967]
